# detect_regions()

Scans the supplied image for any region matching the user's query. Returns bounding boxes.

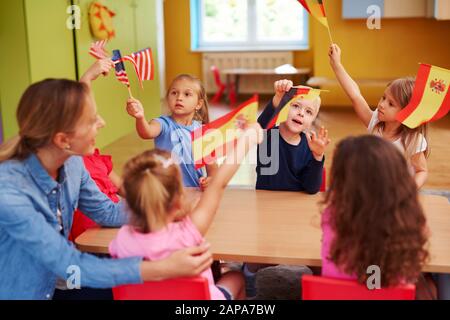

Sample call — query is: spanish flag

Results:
[396,64,450,129]
[192,95,258,169]
[297,0,329,28]
[266,87,322,129]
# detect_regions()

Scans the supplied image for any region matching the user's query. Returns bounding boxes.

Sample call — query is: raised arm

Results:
[258,79,293,128]
[329,44,373,127]
[79,58,115,88]
[190,123,264,235]
[126,98,162,139]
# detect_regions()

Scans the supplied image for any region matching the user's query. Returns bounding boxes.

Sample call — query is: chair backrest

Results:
[113,277,211,300]
[210,65,223,87]
[302,275,415,300]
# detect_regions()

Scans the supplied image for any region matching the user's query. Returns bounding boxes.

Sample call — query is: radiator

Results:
[202,52,294,94]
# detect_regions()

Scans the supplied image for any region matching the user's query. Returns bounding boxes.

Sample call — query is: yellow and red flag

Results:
[297,0,329,28]
[266,86,322,129]
[192,95,258,169]
[396,64,450,129]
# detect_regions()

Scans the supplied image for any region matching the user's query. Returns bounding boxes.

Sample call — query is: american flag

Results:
[89,40,109,60]
[122,48,154,87]
[112,50,130,88]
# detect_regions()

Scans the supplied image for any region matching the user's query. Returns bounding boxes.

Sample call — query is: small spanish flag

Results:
[396,64,450,129]
[297,0,329,28]
[192,95,258,169]
[266,87,322,129]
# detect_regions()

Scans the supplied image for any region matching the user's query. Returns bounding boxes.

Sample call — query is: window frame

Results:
[190,0,310,52]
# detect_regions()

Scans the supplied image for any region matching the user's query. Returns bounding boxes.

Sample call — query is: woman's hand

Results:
[80,58,115,84]
[306,126,331,161]
[328,44,342,68]
[164,243,213,278]
[273,79,293,108]
[126,98,145,120]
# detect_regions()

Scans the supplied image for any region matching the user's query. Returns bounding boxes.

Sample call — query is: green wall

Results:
[0,0,31,140]
[0,0,161,148]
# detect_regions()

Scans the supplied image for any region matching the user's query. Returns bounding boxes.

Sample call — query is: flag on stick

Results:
[297,0,333,43]
[192,95,258,169]
[396,63,450,129]
[89,40,109,59]
[112,50,132,97]
[266,86,323,129]
[122,48,155,88]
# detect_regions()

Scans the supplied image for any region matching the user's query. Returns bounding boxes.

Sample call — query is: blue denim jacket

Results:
[0,154,143,300]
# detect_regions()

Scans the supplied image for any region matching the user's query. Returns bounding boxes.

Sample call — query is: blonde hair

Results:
[372,77,430,160]
[122,149,184,233]
[166,74,210,124]
[0,79,90,163]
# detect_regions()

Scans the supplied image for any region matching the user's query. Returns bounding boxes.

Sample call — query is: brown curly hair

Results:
[322,135,429,287]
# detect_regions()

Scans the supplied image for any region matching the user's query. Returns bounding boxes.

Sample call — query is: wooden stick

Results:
[326,26,334,44]
[127,86,134,98]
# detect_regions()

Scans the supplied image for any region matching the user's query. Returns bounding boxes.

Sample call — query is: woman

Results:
[0,61,212,300]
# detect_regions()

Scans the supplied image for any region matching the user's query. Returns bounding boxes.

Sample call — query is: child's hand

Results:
[328,44,342,67]
[80,58,115,84]
[243,122,264,145]
[273,79,293,108]
[306,126,331,161]
[199,177,212,191]
[234,114,249,130]
[126,98,145,120]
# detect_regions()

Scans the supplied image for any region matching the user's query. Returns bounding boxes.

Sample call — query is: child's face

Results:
[167,79,203,119]
[284,98,319,134]
[68,95,105,156]
[377,86,403,123]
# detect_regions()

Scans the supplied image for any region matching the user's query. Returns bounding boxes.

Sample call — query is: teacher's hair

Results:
[322,135,429,287]
[0,79,90,162]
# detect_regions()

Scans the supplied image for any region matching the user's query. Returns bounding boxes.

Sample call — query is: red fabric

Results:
[69,149,120,242]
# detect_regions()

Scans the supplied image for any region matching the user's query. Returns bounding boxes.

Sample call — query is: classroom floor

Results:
[104,96,450,192]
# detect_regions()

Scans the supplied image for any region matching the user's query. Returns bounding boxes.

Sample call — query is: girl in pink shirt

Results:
[110,123,263,300]
[320,135,429,288]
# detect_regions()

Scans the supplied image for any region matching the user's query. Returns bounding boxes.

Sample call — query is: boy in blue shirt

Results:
[244,80,331,298]
[256,79,330,193]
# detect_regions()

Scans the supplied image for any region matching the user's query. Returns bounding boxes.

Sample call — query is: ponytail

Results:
[122,149,184,233]
[0,136,31,163]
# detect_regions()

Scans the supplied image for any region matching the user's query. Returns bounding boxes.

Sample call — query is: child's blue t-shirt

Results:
[154,116,203,187]
[256,101,324,193]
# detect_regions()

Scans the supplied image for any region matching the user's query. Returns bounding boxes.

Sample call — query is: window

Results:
[191,0,309,51]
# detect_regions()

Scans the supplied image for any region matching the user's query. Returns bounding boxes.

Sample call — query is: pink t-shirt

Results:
[321,207,356,280]
[109,216,225,300]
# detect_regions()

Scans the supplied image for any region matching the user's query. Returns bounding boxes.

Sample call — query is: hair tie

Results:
[154,154,175,169]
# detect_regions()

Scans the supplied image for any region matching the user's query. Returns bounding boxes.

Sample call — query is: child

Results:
[256,79,331,193]
[329,44,429,188]
[109,122,264,300]
[243,80,331,297]
[69,59,123,242]
[321,135,429,287]
[126,74,217,189]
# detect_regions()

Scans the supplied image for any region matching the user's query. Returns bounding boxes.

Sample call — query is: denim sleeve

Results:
[154,116,168,137]
[0,188,143,288]
[257,101,276,128]
[77,163,129,227]
[298,157,325,194]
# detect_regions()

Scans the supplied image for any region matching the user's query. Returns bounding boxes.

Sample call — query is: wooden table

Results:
[222,68,311,96]
[75,189,450,273]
